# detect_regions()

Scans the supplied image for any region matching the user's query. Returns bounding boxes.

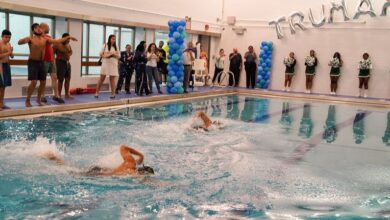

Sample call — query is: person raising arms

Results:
[18,23,77,107]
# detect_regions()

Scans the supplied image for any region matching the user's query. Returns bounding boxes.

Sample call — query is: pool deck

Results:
[1,86,389,119]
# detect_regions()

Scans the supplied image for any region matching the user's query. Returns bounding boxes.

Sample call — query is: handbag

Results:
[97,44,107,66]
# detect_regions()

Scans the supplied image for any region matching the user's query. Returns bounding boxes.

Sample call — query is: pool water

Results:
[0,95,389,219]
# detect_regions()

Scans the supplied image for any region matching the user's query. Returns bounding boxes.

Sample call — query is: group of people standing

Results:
[283,50,373,98]
[211,46,258,89]
[0,23,75,110]
[94,38,169,98]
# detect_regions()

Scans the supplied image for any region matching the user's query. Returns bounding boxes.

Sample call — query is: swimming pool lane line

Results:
[286,110,372,164]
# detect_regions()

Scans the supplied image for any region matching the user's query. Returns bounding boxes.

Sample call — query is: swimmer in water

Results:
[43,145,154,176]
[191,112,222,131]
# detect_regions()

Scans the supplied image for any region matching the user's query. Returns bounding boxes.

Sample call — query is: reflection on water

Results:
[383,112,390,146]
[227,95,239,120]
[211,98,222,117]
[240,97,256,122]
[255,99,269,123]
[323,105,337,143]
[279,102,293,134]
[299,104,314,139]
[353,111,366,144]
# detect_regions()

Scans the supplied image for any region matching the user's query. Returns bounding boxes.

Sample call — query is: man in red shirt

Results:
[40,23,64,103]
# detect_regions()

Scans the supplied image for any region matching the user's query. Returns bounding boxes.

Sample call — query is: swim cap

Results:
[137,165,155,175]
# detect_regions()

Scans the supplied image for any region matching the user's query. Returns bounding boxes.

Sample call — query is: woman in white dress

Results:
[95,34,120,99]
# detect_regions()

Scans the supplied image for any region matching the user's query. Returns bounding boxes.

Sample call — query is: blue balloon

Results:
[172,54,180,61]
[258,75,263,80]
[261,42,267,47]
[171,76,178,83]
[177,87,184,94]
[167,82,173,88]
[180,20,186,26]
[174,82,182,88]
[168,71,175,76]
[171,87,178,93]
[258,66,263,72]
[173,32,181,39]
[169,37,176,44]
[262,63,267,68]
[177,26,184,32]
[172,43,180,50]
[263,46,269,51]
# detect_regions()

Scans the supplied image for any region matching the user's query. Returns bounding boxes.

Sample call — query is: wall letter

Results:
[309,5,326,27]
[269,16,286,39]
[328,0,351,23]
[288,11,306,34]
[381,0,390,16]
[353,0,376,19]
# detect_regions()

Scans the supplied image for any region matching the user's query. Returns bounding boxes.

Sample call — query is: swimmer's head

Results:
[137,165,155,175]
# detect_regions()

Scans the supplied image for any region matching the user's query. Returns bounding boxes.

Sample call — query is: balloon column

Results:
[167,20,187,94]
[257,41,273,89]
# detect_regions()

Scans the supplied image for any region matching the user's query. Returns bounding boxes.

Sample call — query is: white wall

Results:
[218,0,390,99]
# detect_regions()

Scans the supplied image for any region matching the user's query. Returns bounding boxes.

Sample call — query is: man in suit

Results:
[116,44,134,94]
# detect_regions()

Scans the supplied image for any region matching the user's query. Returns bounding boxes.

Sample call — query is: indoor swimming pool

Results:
[0,95,389,219]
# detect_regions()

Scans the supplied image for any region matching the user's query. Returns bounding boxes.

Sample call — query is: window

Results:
[155,30,168,45]
[33,16,54,36]
[105,26,119,41]
[0,12,5,32]
[120,28,134,51]
[82,22,134,75]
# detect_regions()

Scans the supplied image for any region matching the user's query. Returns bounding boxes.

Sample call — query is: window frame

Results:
[81,21,135,76]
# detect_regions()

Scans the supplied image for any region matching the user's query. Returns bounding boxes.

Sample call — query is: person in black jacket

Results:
[304,50,318,94]
[116,44,134,94]
[133,41,150,96]
[283,52,296,92]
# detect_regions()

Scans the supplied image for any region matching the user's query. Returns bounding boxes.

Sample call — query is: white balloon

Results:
[328,0,351,23]
[381,0,390,16]
[269,16,286,39]
[309,5,326,27]
[288,11,306,34]
[353,0,376,19]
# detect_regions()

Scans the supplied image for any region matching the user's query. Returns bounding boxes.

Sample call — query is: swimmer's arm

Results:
[42,152,65,165]
[48,36,77,44]
[18,37,31,45]
[120,145,144,164]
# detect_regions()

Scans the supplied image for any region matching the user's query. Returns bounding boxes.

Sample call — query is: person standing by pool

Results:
[0,30,13,110]
[183,42,195,93]
[43,145,154,176]
[18,23,77,107]
[53,33,73,99]
[304,50,318,94]
[328,52,343,95]
[244,46,257,89]
[283,52,296,92]
[358,53,372,98]
[40,23,66,104]
[95,34,120,99]
[229,48,242,87]
[116,44,134,94]
[158,41,168,87]
[146,43,162,94]
[134,41,150,96]
[212,49,225,86]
